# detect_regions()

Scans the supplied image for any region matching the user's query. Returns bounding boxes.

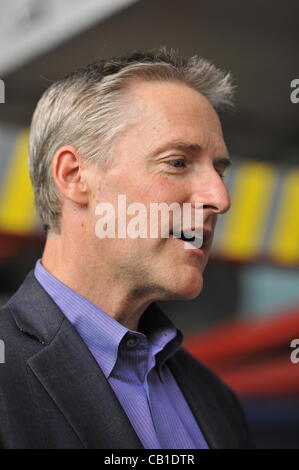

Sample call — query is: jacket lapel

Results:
[9,271,143,449]
[168,350,240,449]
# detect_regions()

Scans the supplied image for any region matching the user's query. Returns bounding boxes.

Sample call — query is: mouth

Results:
[170,227,213,251]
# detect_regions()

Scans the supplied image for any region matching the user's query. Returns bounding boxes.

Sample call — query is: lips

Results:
[170,227,213,249]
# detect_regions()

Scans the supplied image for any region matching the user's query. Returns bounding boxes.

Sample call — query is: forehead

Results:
[122,80,227,156]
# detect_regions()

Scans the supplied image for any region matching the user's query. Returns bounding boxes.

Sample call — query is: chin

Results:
[180,282,203,300]
[167,271,204,301]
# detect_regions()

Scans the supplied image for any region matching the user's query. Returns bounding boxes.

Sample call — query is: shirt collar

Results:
[138,302,183,370]
[34,259,183,378]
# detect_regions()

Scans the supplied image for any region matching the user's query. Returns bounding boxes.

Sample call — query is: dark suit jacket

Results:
[0,270,254,449]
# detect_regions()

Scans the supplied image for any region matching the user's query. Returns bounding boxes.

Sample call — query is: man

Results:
[0,48,254,449]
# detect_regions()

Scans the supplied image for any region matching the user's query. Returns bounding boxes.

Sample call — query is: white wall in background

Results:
[0,0,138,75]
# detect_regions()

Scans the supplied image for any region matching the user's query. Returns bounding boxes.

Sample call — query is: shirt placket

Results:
[110,332,161,448]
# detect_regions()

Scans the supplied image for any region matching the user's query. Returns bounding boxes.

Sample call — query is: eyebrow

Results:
[150,139,232,169]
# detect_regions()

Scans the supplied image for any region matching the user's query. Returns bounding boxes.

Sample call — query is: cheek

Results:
[126,172,160,201]
[142,178,187,205]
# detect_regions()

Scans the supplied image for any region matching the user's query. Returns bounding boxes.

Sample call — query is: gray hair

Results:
[28,47,234,234]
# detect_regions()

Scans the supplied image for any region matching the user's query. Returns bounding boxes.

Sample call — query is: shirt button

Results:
[126,336,138,348]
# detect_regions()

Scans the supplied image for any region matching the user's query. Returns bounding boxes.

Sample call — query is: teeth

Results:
[172,230,203,248]
[172,230,194,239]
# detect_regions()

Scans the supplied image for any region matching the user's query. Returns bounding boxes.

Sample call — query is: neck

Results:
[41,232,153,331]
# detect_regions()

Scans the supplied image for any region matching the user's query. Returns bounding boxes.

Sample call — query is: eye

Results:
[167,158,187,169]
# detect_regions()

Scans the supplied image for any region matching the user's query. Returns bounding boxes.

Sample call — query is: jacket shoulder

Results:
[0,300,43,376]
[0,303,21,347]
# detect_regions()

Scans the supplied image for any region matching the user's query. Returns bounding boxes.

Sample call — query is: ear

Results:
[52,145,89,206]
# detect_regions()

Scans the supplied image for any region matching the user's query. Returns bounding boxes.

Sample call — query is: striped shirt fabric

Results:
[34,259,209,449]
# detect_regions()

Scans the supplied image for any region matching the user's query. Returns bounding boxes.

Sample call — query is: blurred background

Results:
[0,0,298,449]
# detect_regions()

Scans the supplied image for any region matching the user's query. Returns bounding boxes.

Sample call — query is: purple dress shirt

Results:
[34,259,209,449]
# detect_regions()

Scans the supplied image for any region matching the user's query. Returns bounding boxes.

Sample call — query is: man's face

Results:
[87,81,231,302]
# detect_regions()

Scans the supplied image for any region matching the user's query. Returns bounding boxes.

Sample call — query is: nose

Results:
[190,166,231,216]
